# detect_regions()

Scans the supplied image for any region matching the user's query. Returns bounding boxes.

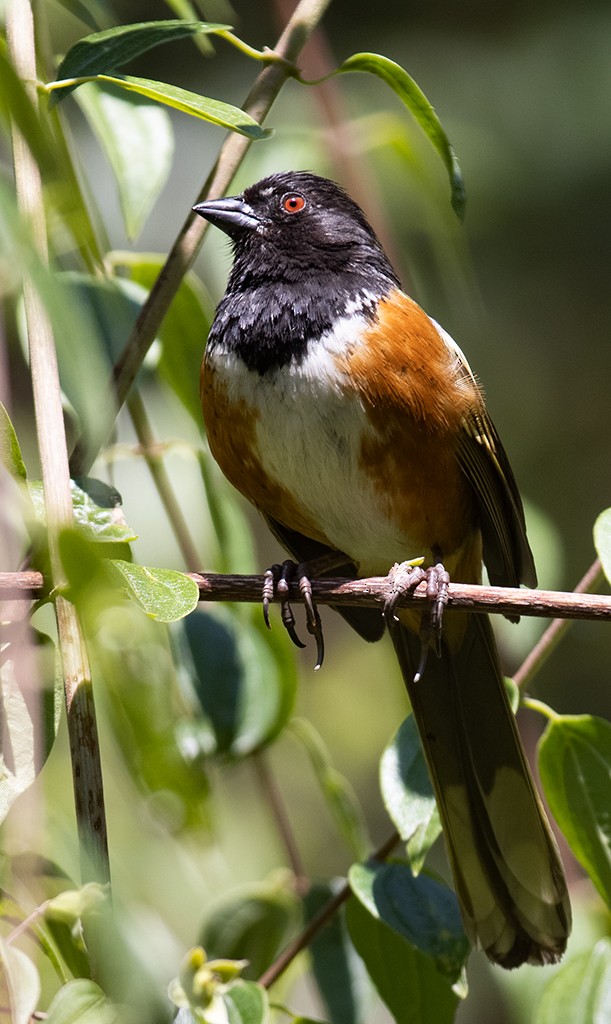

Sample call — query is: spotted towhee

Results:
[193,171,571,968]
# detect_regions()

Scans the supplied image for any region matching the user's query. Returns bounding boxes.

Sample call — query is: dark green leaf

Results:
[305,882,374,1024]
[335,53,465,218]
[107,559,199,621]
[346,877,463,1024]
[200,877,300,980]
[291,719,371,859]
[349,861,468,987]
[45,979,120,1024]
[535,939,611,1024]
[52,21,231,100]
[539,714,611,906]
[175,605,297,757]
[379,716,440,874]
[75,83,173,240]
[109,251,214,423]
[0,401,27,480]
[594,508,611,586]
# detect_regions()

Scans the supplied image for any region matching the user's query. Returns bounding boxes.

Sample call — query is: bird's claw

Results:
[383,558,450,683]
[262,559,325,669]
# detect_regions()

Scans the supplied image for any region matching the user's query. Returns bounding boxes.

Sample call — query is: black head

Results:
[193,172,400,373]
[193,171,399,289]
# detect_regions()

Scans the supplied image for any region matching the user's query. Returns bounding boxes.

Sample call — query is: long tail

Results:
[391,614,571,967]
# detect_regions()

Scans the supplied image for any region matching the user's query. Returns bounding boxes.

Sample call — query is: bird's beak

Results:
[192,195,260,237]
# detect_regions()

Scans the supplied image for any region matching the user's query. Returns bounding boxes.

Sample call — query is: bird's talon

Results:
[261,558,325,663]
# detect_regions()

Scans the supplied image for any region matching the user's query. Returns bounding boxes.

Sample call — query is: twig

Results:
[69,0,334,476]
[258,830,399,990]
[7,0,109,885]
[513,558,604,690]
[252,751,309,896]
[2,569,611,621]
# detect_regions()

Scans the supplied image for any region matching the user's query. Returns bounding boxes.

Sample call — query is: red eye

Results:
[281,193,306,214]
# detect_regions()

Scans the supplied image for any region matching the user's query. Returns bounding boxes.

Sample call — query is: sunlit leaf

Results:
[0,401,27,480]
[539,714,611,906]
[222,980,269,1024]
[335,53,465,217]
[379,715,440,874]
[28,479,136,545]
[75,83,174,240]
[107,559,199,621]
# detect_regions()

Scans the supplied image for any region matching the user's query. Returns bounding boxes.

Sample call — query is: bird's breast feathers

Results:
[201,288,482,578]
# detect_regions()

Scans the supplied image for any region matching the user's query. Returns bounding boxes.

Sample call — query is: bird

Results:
[193,170,571,968]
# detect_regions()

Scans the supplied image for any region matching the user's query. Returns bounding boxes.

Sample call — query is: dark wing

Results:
[264,514,385,643]
[457,407,537,591]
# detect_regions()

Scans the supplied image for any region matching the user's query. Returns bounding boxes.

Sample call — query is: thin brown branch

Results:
[258,830,399,990]
[2,569,611,621]
[513,558,604,690]
[252,751,309,896]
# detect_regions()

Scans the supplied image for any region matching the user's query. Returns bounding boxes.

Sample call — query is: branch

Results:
[3,569,610,621]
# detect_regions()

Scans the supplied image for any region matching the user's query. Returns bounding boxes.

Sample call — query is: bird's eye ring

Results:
[281,192,306,214]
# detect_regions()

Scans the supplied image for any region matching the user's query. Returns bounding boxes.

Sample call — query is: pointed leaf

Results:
[594,508,611,586]
[107,559,199,621]
[379,715,440,873]
[0,940,40,1024]
[75,82,173,240]
[539,714,611,906]
[71,75,271,138]
[52,20,232,100]
[0,401,27,480]
[535,939,611,1024]
[335,53,465,218]
[348,861,468,987]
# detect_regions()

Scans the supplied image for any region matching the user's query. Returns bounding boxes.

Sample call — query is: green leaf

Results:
[0,401,27,480]
[535,939,611,1024]
[335,53,465,218]
[379,716,440,873]
[109,251,214,423]
[290,719,371,859]
[52,20,232,100]
[0,939,40,1024]
[78,75,271,138]
[0,46,58,175]
[348,861,468,987]
[222,980,269,1024]
[46,979,120,1024]
[29,479,137,544]
[539,714,611,906]
[175,605,297,757]
[107,559,200,621]
[346,866,464,1024]
[594,508,611,586]
[200,876,300,981]
[305,882,374,1024]
[75,82,173,240]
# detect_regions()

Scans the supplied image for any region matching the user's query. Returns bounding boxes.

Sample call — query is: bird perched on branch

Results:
[193,170,571,967]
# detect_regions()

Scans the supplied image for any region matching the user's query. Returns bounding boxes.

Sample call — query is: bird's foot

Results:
[262,559,324,669]
[383,557,450,682]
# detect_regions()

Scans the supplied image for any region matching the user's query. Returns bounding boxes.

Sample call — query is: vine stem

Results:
[6,0,109,885]
[69,0,334,476]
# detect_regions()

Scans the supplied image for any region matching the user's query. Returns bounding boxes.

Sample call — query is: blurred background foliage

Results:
[2,0,611,1021]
